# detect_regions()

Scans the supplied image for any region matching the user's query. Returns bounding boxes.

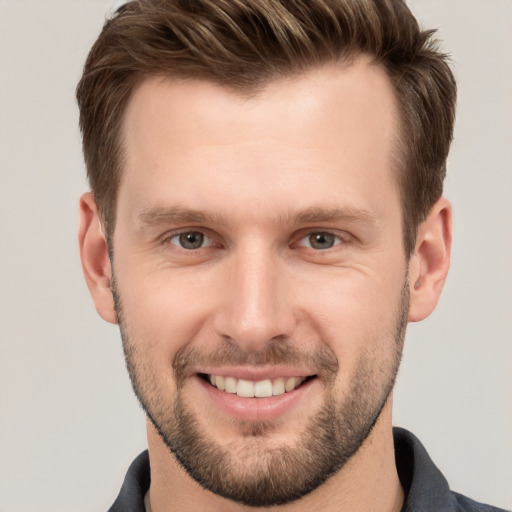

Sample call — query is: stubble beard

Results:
[113,276,408,507]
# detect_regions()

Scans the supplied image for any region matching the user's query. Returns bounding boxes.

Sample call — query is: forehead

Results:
[119,58,400,226]
[123,57,398,153]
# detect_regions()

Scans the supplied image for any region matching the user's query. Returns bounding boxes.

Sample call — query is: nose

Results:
[212,244,296,352]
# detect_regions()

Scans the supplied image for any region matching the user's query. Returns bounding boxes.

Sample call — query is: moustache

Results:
[172,339,339,387]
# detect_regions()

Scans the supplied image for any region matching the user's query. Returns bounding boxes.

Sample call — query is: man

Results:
[76,1,506,511]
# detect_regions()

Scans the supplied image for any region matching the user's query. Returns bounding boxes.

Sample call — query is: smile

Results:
[204,374,311,398]
[196,371,319,421]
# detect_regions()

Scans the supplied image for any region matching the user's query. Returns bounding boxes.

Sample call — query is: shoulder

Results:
[393,428,509,512]
[452,492,510,512]
[108,451,150,512]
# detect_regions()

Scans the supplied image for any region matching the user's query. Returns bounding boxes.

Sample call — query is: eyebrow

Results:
[292,206,377,227]
[137,205,377,229]
[138,206,228,227]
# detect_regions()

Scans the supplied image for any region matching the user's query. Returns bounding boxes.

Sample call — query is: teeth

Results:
[216,375,225,391]
[272,378,285,396]
[207,374,307,397]
[254,379,273,398]
[224,377,237,394]
[237,379,254,397]
[285,377,298,392]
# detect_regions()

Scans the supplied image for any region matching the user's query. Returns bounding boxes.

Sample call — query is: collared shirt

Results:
[107,428,508,511]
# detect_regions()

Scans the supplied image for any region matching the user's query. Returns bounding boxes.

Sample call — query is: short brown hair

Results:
[77,0,456,255]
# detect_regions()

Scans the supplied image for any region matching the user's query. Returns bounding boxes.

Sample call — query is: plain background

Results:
[0,0,510,511]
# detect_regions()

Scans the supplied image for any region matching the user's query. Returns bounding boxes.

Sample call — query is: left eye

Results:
[169,231,212,250]
[298,232,341,250]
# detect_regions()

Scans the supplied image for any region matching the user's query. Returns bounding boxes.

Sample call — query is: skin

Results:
[79,57,452,511]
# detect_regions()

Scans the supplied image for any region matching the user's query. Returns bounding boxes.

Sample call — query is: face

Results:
[112,59,408,506]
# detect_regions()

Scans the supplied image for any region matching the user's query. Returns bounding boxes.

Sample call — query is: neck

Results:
[145,399,403,512]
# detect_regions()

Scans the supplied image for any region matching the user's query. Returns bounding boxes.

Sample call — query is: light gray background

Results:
[0,1,510,511]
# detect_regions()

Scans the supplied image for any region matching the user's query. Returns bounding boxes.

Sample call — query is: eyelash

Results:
[167,231,215,250]
[295,231,347,250]
[164,229,350,251]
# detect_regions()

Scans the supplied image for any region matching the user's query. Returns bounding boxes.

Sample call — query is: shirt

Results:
[107,427,508,511]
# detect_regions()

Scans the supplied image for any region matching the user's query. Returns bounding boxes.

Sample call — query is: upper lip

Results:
[193,366,317,381]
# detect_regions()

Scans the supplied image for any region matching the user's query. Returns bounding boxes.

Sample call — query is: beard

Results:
[113,276,408,507]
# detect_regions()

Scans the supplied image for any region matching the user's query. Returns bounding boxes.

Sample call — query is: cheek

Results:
[296,268,405,363]
[115,267,215,355]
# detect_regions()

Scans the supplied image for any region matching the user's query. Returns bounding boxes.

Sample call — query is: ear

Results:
[408,197,452,322]
[78,192,118,324]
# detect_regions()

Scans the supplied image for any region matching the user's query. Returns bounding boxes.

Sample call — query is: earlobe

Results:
[408,197,452,322]
[78,193,118,324]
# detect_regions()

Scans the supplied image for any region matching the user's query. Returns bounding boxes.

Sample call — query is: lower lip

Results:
[195,376,317,421]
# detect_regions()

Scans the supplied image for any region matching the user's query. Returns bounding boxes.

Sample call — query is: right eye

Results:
[169,231,212,250]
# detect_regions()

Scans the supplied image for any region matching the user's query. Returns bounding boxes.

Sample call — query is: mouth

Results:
[199,373,316,398]
[194,370,320,422]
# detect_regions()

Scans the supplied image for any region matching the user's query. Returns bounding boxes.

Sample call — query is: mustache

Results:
[173,340,339,386]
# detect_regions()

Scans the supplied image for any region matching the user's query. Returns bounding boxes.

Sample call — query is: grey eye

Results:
[308,232,336,250]
[172,231,205,249]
